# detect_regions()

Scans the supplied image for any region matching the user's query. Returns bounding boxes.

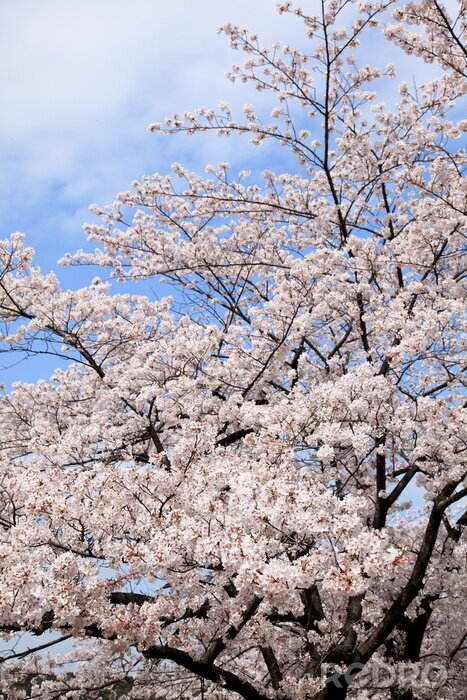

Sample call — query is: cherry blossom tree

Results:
[0,1,466,698]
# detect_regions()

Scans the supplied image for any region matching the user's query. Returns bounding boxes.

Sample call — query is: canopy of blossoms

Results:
[0,1,465,698]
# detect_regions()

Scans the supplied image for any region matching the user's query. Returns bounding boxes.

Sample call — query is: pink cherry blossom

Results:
[0,1,465,698]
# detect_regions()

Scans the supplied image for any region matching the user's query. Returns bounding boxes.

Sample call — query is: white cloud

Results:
[0,0,460,260]
[0,0,297,254]
[0,1,289,157]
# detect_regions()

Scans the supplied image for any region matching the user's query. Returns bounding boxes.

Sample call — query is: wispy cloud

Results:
[0,0,458,272]
[0,1,293,263]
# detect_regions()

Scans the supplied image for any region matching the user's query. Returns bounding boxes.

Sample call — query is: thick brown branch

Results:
[356,478,464,664]
[260,645,283,692]
[201,596,262,665]
[143,644,267,700]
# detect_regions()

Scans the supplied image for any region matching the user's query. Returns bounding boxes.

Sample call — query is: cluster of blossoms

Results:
[0,1,466,698]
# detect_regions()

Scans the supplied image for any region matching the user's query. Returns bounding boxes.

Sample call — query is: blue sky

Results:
[0,0,300,278]
[0,0,301,384]
[0,0,460,387]
[1,0,458,275]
